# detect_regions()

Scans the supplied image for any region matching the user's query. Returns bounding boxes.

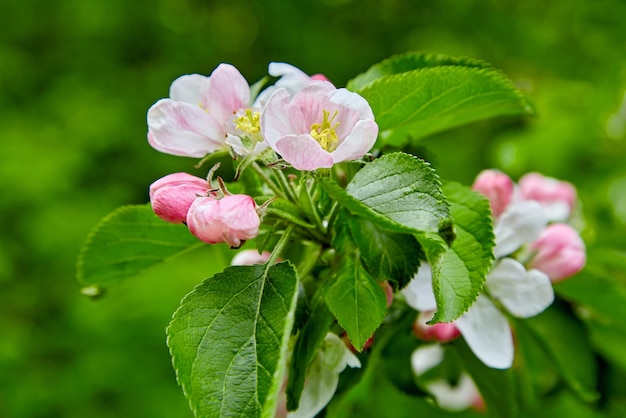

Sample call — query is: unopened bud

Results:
[529,223,586,282]
[413,311,461,343]
[472,170,514,218]
[519,172,577,221]
[186,194,260,248]
[149,172,209,223]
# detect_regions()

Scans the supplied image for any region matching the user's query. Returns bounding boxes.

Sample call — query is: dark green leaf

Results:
[167,262,298,418]
[429,183,494,323]
[77,204,201,289]
[286,297,335,411]
[325,254,387,351]
[347,216,423,290]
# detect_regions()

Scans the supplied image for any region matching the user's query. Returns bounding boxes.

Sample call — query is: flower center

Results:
[310,110,340,151]
[234,109,261,136]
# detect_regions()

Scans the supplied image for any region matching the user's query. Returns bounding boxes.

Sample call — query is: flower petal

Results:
[426,374,481,412]
[205,63,250,124]
[411,344,444,376]
[494,200,547,258]
[331,119,378,163]
[169,74,211,106]
[275,134,334,171]
[455,294,514,369]
[261,88,294,147]
[487,258,554,318]
[147,99,225,157]
[288,333,360,418]
[402,264,438,312]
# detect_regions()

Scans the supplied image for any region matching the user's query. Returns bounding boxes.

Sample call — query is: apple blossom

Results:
[149,172,209,223]
[472,169,514,217]
[255,63,333,106]
[529,223,586,282]
[261,81,378,170]
[186,194,260,248]
[413,310,461,343]
[519,172,577,221]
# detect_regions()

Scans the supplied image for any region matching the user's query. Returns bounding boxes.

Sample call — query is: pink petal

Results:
[147,99,225,157]
[275,134,334,171]
[260,88,294,147]
[472,170,514,218]
[529,223,586,282]
[205,64,250,125]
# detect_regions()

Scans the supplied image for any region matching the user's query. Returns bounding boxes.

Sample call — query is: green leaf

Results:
[429,183,494,323]
[286,297,335,411]
[347,215,423,290]
[321,152,451,241]
[167,262,298,418]
[347,51,493,91]
[523,306,598,402]
[77,204,201,289]
[356,65,533,145]
[325,254,387,351]
[264,198,316,229]
[452,339,518,418]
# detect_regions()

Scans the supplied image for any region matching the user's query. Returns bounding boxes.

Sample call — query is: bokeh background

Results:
[2,0,626,417]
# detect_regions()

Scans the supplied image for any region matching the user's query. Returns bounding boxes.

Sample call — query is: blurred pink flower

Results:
[413,310,461,343]
[472,169,514,217]
[519,172,577,221]
[231,250,272,266]
[261,81,378,170]
[186,194,260,248]
[529,223,586,282]
[149,172,209,223]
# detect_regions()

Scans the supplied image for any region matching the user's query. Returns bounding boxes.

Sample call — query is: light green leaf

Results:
[356,65,533,145]
[347,215,423,290]
[430,183,494,323]
[325,254,387,352]
[347,51,493,91]
[321,152,451,243]
[265,198,316,229]
[167,262,298,418]
[77,204,201,289]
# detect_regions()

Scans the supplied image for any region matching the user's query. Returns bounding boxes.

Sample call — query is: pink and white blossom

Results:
[519,172,577,221]
[148,64,266,157]
[529,223,586,282]
[255,63,333,106]
[186,194,260,248]
[413,310,461,343]
[149,172,209,223]
[472,169,514,217]
[261,82,378,170]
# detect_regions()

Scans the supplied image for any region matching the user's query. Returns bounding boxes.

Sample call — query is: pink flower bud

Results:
[149,172,209,223]
[529,223,586,282]
[413,311,461,343]
[231,250,272,266]
[186,194,260,248]
[472,170,514,218]
[311,73,330,82]
[519,172,577,221]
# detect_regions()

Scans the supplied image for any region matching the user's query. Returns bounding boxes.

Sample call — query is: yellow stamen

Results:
[234,109,261,135]
[310,110,340,151]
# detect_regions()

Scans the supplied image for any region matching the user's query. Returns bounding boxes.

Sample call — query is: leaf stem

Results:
[274,169,298,204]
[251,162,288,200]
[265,224,296,272]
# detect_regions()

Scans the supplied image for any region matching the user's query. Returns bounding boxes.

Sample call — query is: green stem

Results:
[251,162,287,200]
[303,180,326,235]
[265,224,296,272]
[325,201,341,237]
[274,169,298,204]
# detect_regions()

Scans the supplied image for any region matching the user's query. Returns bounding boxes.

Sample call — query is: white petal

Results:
[261,88,294,147]
[487,258,554,318]
[269,62,313,94]
[288,333,360,418]
[169,74,211,105]
[426,374,480,411]
[402,264,438,312]
[411,344,444,376]
[455,295,513,369]
[494,200,547,258]
[331,119,378,163]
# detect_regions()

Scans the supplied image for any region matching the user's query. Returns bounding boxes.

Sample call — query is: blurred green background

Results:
[2,0,626,417]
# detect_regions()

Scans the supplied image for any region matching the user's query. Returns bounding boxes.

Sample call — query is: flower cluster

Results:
[404,170,586,369]
[146,63,377,247]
